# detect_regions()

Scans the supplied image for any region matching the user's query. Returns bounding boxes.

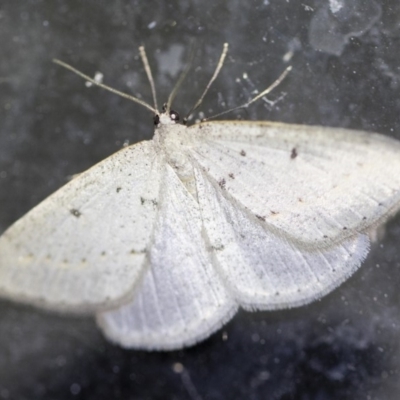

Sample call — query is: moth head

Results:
[154,104,180,127]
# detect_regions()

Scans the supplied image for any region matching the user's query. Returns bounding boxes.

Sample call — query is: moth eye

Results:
[170,110,180,122]
[153,114,160,126]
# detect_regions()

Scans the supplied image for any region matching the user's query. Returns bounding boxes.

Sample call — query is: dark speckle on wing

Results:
[140,197,158,207]
[70,209,82,218]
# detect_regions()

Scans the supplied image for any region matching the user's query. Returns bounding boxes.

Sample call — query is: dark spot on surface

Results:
[291,148,298,159]
[298,198,304,203]
[270,210,279,215]
[228,173,235,179]
[323,235,328,239]
[275,292,280,296]
[362,216,367,220]
[343,226,347,230]
[218,178,226,189]
[256,215,266,221]
[70,209,82,218]
[153,114,160,125]
[212,244,225,251]
[81,258,87,263]
[116,187,122,193]
[101,251,106,256]
[240,150,246,156]
[378,202,383,206]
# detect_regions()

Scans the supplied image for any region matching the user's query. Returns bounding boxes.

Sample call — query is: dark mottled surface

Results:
[1,1,400,399]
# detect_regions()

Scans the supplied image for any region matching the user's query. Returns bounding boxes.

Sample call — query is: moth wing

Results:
[0,141,162,312]
[97,164,237,350]
[195,166,370,309]
[188,121,400,247]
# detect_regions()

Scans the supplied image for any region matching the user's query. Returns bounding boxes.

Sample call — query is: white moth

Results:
[1,44,400,351]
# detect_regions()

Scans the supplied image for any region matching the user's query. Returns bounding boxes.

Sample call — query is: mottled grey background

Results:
[1,1,400,399]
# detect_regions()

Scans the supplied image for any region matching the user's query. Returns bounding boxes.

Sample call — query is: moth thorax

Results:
[155,123,197,198]
[166,147,197,198]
